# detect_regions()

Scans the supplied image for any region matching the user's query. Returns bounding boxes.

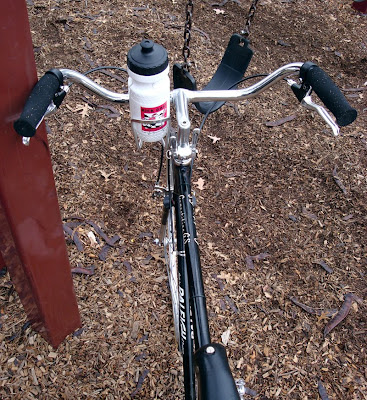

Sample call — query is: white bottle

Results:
[127,40,170,146]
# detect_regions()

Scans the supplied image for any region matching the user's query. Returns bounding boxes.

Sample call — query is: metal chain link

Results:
[241,0,260,39]
[181,0,259,69]
[182,0,194,71]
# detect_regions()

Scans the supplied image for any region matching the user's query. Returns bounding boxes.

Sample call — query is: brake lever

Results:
[286,78,340,137]
[301,95,340,136]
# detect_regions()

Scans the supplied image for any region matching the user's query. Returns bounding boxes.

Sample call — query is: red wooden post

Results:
[0,252,5,270]
[352,0,367,13]
[0,0,81,347]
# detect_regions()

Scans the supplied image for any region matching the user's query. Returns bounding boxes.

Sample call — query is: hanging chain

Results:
[181,0,259,69]
[182,0,194,71]
[241,0,260,39]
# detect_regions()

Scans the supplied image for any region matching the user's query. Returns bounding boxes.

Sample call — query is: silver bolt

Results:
[206,346,215,354]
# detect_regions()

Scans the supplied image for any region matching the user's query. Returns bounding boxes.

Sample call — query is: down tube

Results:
[174,190,196,399]
[174,164,211,350]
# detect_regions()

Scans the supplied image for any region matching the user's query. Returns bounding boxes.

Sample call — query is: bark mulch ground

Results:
[1,1,366,399]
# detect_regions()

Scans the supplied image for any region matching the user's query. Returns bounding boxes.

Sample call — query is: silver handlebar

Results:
[60,69,129,103]
[59,62,339,160]
[184,63,303,103]
[60,63,303,106]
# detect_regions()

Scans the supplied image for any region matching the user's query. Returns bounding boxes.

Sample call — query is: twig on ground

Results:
[342,86,367,92]
[123,260,133,274]
[193,27,210,40]
[301,207,318,220]
[313,260,333,274]
[131,369,149,397]
[265,114,296,127]
[318,380,330,400]
[66,216,119,246]
[332,166,347,195]
[71,264,95,276]
[323,293,355,337]
[289,297,337,317]
[246,253,270,269]
[225,295,239,313]
[63,224,84,251]
[98,235,121,261]
[211,0,241,6]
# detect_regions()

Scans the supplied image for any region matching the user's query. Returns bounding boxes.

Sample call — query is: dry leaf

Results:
[131,321,140,340]
[71,265,95,275]
[66,103,93,119]
[87,231,98,247]
[262,285,273,299]
[246,253,270,269]
[213,250,229,260]
[221,328,231,346]
[80,103,92,119]
[237,357,244,369]
[301,207,317,220]
[208,135,221,144]
[151,253,165,261]
[217,271,239,285]
[194,177,205,190]
[98,170,115,181]
[318,380,330,400]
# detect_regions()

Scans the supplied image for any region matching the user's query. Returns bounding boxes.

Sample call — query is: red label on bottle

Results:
[140,102,167,132]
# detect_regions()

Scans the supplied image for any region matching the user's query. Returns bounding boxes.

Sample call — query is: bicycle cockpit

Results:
[12,37,357,400]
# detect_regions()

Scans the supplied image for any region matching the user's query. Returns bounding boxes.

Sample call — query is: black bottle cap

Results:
[127,39,168,76]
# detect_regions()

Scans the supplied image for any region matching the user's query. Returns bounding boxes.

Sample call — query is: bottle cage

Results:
[173,34,253,115]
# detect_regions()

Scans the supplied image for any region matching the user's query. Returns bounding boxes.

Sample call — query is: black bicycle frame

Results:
[171,164,240,400]
[173,164,210,399]
[175,165,211,347]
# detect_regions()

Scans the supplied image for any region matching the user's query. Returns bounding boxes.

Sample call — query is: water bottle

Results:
[127,39,170,147]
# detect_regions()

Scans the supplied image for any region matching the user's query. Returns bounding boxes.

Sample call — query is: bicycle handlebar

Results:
[13,62,357,138]
[13,69,64,137]
[60,69,130,103]
[299,62,357,126]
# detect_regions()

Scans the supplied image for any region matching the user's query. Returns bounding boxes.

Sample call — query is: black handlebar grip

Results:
[13,69,64,137]
[300,62,357,126]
